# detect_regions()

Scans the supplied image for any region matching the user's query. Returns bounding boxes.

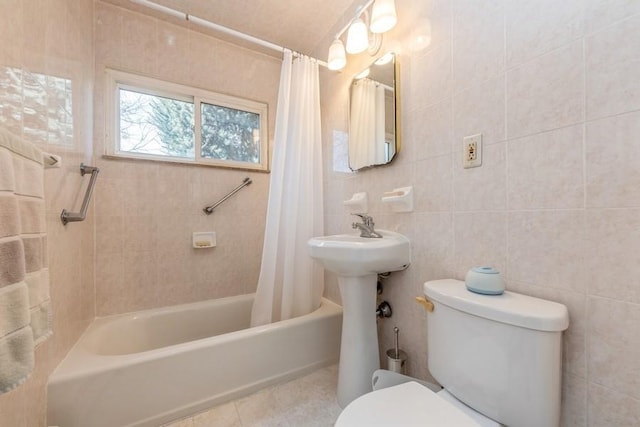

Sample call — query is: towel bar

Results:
[203,177,252,215]
[60,164,100,225]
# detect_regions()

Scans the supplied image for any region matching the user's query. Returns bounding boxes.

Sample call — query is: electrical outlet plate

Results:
[463,134,482,168]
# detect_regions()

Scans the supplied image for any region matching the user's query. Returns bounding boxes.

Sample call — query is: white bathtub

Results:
[47,294,342,427]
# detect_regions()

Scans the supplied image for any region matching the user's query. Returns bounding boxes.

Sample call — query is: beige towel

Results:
[13,155,44,198]
[0,237,25,287]
[0,328,34,393]
[0,279,33,394]
[0,282,30,337]
[0,127,50,394]
[18,198,45,235]
[25,269,51,343]
[22,236,42,273]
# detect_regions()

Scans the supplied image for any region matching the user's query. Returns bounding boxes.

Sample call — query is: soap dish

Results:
[193,232,216,248]
[381,186,413,212]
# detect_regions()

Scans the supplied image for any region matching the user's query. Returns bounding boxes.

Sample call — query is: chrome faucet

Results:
[352,214,383,238]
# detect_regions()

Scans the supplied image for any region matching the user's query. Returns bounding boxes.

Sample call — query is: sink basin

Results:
[308,229,411,407]
[308,230,411,277]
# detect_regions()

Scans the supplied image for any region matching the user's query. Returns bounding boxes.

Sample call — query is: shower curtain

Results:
[250,50,324,326]
[349,78,386,169]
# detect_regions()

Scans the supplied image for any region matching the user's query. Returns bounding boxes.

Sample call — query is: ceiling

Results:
[105,0,358,57]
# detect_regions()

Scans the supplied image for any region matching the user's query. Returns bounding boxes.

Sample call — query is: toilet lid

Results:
[335,382,483,426]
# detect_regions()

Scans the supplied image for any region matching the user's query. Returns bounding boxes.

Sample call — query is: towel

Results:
[0,237,25,286]
[0,127,50,394]
[18,198,45,235]
[22,236,42,273]
[0,236,33,393]
[0,282,31,338]
[0,328,34,393]
[25,268,51,344]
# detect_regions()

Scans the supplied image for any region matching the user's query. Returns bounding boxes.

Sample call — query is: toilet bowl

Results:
[335,381,499,426]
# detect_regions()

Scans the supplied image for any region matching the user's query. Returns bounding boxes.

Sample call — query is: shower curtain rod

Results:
[130,0,329,68]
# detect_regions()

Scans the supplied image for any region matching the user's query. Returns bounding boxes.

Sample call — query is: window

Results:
[105,69,268,171]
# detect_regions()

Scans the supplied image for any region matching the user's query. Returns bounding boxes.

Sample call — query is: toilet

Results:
[336,279,569,427]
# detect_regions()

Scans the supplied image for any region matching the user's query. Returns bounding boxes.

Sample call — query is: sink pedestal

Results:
[337,274,379,408]
[307,229,411,409]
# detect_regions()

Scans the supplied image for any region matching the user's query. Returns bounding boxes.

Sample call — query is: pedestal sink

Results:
[308,230,410,407]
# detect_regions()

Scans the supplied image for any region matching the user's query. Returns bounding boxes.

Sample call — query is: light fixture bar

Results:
[130,0,328,67]
[334,0,376,40]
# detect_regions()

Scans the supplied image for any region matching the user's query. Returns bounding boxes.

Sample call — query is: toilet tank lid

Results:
[424,279,569,332]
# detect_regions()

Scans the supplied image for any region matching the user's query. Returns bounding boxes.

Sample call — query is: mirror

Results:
[348,52,398,171]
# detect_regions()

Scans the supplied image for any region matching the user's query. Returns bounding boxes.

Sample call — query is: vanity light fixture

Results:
[327,0,397,71]
[328,39,347,70]
[370,0,397,33]
[346,18,369,54]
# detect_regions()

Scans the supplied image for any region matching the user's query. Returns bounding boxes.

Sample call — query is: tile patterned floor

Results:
[163,365,342,427]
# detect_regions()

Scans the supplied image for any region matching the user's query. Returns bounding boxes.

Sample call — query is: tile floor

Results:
[163,365,342,427]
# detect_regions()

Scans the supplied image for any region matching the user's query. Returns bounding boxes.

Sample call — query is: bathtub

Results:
[47,294,342,427]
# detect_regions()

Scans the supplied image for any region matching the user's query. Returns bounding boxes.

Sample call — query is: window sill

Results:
[102,153,270,173]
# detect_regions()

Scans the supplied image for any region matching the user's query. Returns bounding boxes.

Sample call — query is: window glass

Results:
[119,88,195,158]
[201,102,261,163]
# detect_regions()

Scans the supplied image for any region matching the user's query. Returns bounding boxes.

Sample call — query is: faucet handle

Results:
[352,213,371,220]
[352,213,374,226]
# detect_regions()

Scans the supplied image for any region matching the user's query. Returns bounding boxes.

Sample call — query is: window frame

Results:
[104,69,269,172]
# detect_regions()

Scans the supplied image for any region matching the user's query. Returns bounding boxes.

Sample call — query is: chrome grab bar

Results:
[203,177,252,215]
[60,164,100,225]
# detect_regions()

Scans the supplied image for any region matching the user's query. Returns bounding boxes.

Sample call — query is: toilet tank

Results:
[424,279,569,427]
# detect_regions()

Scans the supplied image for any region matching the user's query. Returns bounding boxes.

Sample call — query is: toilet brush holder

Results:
[386,348,407,374]
[386,327,407,374]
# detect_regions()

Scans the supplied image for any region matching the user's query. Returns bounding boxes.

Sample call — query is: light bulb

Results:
[346,18,369,54]
[327,39,347,70]
[370,0,397,34]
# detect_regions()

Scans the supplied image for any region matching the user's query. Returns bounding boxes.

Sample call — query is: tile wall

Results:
[1,0,638,425]
[0,0,95,425]
[316,0,640,425]
[92,1,280,316]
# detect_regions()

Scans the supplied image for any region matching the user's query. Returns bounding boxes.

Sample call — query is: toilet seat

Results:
[335,382,495,427]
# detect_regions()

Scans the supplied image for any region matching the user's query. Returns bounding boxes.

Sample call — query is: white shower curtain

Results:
[349,78,386,169]
[250,51,324,327]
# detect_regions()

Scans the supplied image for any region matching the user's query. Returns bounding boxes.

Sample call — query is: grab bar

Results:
[60,163,100,225]
[203,177,252,215]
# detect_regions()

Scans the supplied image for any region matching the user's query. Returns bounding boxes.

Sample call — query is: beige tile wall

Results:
[317,0,640,425]
[92,1,279,316]
[1,0,637,425]
[0,0,95,425]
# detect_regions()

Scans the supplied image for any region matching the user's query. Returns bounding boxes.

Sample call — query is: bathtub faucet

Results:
[352,214,383,238]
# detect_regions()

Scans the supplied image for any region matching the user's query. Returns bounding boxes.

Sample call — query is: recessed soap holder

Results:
[193,232,216,248]
[381,186,413,213]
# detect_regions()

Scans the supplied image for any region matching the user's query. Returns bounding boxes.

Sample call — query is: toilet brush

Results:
[394,327,399,359]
